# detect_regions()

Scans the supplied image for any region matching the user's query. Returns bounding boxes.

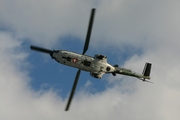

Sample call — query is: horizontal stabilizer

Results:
[142,63,152,77]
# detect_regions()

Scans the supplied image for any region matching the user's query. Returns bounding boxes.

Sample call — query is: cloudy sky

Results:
[0,0,180,120]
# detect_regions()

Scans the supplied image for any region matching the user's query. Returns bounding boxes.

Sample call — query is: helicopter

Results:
[30,8,152,111]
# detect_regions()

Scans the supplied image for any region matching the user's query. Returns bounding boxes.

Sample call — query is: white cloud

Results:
[0,0,96,47]
[0,32,63,120]
[0,0,180,120]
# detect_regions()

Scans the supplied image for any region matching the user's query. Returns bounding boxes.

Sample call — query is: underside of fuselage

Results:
[51,50,115,75]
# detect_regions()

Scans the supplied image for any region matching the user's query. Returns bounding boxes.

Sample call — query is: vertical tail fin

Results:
[142,63,152,77]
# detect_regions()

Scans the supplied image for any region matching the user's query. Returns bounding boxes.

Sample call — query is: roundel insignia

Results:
[72,58,78,63]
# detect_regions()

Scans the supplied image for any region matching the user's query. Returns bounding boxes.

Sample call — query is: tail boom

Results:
[113,62,152,80]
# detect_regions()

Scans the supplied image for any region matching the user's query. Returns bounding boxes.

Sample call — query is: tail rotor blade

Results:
[30,45,53,54]
[142,63,152,77]
[65,69,81,111]
[82,8,96,55]
[138,78,154,84]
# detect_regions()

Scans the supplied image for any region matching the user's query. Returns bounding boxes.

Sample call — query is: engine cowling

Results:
[94,54,107,60]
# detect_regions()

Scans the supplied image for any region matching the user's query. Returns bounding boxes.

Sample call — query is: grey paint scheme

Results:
[52,50,115,79]
[51,50,150,80]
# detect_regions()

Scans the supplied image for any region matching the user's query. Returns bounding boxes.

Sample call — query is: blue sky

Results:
[1,0,180,120]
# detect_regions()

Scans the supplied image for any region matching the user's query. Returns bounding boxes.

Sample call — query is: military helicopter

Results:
[30,8,152,111]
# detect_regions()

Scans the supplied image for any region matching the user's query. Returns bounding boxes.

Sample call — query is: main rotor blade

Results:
[30,45,53,54]
[82,8,96,55]
[65,69,81,111]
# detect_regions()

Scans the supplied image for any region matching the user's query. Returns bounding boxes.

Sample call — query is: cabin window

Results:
[83,60,91,66]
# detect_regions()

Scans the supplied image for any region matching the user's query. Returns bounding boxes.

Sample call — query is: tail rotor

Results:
[142,63,152,79]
